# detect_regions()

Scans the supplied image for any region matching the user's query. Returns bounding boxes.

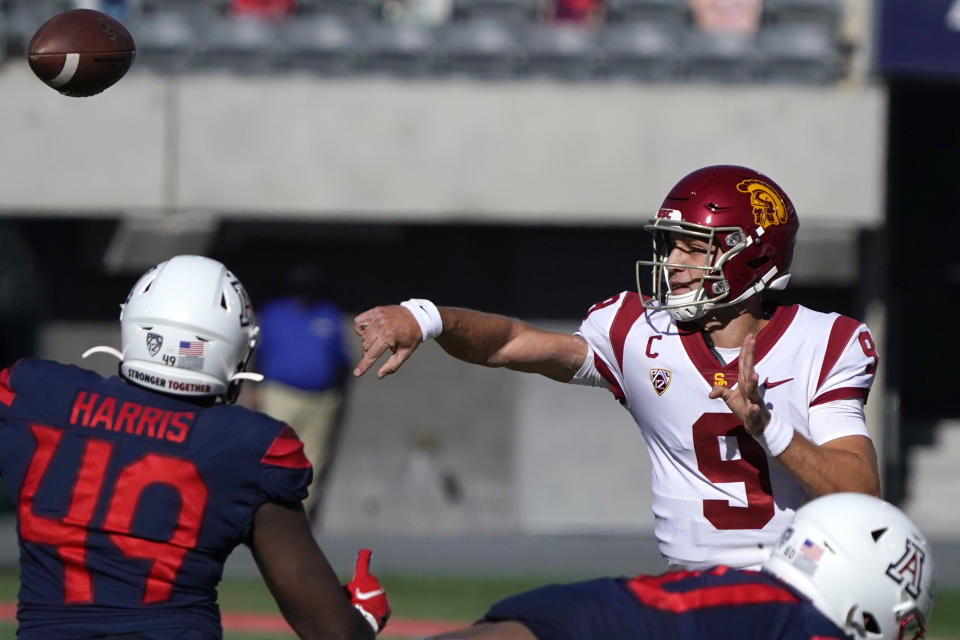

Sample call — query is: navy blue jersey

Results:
[485,566,848,640]
[0,359,312,639]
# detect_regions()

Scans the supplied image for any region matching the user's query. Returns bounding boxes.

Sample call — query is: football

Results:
[28,9,136,97]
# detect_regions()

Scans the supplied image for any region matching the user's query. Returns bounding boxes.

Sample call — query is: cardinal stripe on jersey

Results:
[816,316,862,392]
[0,366,16,407]
[810,386,869,407]
[593,354,626,404]
[626,569,799,613]
[609,292,645,372]
[261,425,311,470]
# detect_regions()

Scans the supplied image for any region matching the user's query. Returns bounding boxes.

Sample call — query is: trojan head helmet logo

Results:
[145,332,163,357]
[736,179,789,229]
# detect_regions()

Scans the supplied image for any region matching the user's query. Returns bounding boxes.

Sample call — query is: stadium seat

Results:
[521,23,600,81]
[357,21,439,77]
[3,0,73,55]
[436,18,523,79]
[138,0,222,19]
[453,0,538,26]
[128,10,202,74]
[196,15,282,75]
[596,21,682,82]
[298,0,381,21]
[680,28,761,83]
[275,14,361,76]
[758,23,842,84]
[763,0,842,33]
[605,0,688,28]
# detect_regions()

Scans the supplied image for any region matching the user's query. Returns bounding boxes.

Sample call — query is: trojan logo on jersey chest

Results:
[649,368,671,395]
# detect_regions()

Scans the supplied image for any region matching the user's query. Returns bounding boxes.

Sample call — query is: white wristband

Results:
[400,298,443,341]
[754,412,794,457]
[354,604,380,633]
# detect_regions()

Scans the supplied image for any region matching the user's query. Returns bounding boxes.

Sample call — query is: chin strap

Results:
[81,345,123,360]
[229,371,264,382]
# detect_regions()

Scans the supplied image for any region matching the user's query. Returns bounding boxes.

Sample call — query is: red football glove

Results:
[345,548,391,634]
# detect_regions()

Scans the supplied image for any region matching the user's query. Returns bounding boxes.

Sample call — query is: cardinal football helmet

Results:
[84,255,262,403]
[636,165,799,322]
[763,493,934,640]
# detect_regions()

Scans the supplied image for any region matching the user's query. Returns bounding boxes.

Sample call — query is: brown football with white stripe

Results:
[28,9,135,97]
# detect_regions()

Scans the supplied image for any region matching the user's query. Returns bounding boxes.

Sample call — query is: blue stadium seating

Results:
[275,14,362,76]
[521,23,600,81]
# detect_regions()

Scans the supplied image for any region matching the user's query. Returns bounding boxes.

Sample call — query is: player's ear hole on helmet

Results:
[746,256,771,269]
[871,528,888,542]
[220,292,229,311]
[862,612,881,634]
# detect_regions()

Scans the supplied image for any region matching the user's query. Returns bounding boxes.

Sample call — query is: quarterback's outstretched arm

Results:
[709,333,881,498]
[353,304,589,382]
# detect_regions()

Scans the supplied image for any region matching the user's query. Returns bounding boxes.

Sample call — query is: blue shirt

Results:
[0,359,312,639]
[256,298,349,392]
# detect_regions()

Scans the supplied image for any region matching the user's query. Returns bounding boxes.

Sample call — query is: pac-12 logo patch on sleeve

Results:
[885,539,926,598]
[650,369,671,396]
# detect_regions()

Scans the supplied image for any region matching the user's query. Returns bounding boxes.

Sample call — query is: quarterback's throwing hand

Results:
[353,305,423,379]
[708,333,770,436]
[345,548,391,634]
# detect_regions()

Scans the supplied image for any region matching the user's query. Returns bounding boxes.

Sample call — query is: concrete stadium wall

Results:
[0,63,885,226]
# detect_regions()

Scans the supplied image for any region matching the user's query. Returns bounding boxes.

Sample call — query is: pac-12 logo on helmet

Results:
[146,332,163,356]
[736,179,790,228]
[885,540,926,598]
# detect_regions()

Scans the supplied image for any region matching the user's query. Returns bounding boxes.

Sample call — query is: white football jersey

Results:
[576,291,877,570]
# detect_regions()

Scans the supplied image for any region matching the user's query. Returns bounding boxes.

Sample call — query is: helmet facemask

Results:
[636,217,750,323]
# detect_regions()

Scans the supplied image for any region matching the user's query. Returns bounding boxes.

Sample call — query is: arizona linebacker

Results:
[0,255,390,639]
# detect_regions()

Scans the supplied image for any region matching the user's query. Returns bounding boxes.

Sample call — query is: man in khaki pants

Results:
[251,265,351,525]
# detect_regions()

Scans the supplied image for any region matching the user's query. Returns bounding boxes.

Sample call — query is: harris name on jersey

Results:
[68,389,197,444]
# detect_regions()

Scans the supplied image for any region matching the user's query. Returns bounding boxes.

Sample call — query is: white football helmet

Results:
[84,255,262,403]
[763,493,934,640]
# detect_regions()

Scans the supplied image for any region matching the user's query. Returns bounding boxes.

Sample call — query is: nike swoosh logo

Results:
[354,587,385,601]
[763,377,794,389]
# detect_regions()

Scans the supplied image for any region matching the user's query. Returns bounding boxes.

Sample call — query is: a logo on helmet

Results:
[736,179,789,229]
[146,332,163,356]
[885,539,926,598]
[650,368,671,395]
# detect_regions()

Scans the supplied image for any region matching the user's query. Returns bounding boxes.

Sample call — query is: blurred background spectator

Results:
[230,0,296,19]
[688,0,762,35]
[249,264,352,526]
[542,0,606,26]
